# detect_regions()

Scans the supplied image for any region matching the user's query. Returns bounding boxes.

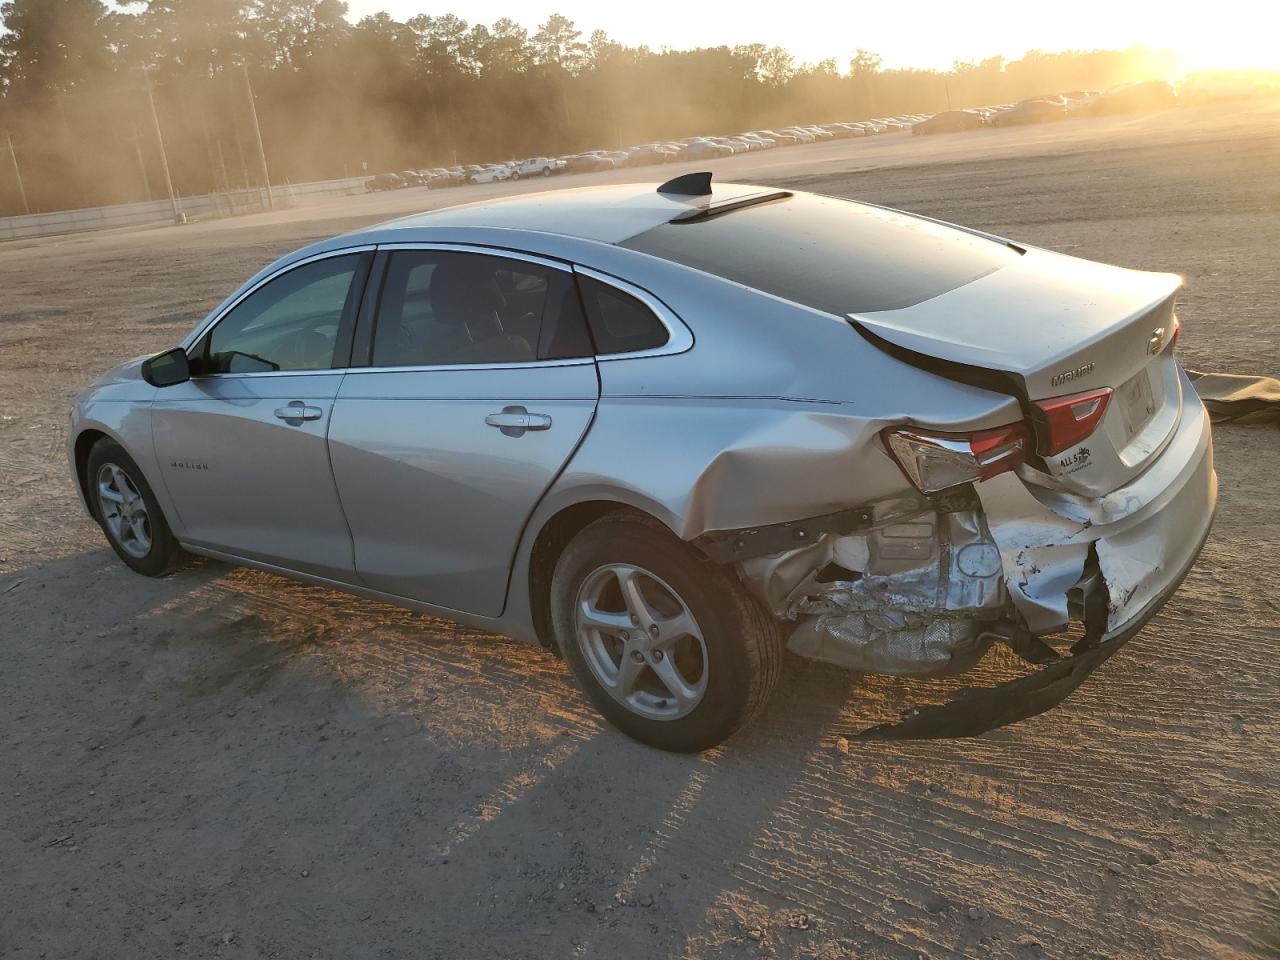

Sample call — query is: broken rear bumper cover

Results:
[717,376,1217,739]
[855,509,1214,740]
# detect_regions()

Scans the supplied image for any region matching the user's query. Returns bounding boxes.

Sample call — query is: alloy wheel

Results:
[574,563,708,721]
[96,462,152,558]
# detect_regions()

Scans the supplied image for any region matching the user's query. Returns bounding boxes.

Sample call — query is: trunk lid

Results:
[851,246,1184,496]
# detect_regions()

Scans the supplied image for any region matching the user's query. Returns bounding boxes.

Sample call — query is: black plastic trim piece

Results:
[657,171,713,196]
[849,319,1029,402]
[670,190,793,224]
[349,250,389,368]
[693,490,980,564]
[692,505,877,564]
[332,251,374,369]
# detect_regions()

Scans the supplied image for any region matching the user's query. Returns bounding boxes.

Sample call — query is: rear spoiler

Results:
[847,317,1030,403]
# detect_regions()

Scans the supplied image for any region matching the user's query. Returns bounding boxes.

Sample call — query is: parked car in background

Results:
[365,172,404,192]
[511,157,557,179]
[751,129,798,145]
[911,110,986,135]
[562,153,617,173]
[74,172,1215,751]
[430,167,464,186]
[683,140,735,159]
[777,127,816,143]
[992,98,1069,126]
[627,144,679,165]
[468,164,513,184]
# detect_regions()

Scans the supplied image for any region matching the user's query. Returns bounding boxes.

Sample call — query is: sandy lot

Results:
[1,104,1277,959]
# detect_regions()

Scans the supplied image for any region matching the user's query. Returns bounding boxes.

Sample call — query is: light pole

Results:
[240,65,273,209]
[140,68,184,223]
[4,131,28,215]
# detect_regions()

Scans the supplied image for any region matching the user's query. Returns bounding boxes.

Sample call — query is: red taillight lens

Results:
[1170,318,1181,349]
[883,422,1030,493]
[969,424,1033,479]
[1033,387,1112,456]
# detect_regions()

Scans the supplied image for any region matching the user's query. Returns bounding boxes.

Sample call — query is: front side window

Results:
[372,251,588,366]
[203,254,362,374]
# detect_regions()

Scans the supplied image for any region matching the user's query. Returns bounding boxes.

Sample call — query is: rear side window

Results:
[371,250,593,366]
[577,276,669,355]
[372,251,544,366]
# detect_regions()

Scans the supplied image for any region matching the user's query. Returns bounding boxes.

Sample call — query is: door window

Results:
[372,251,589,366]
[203,254,362,374]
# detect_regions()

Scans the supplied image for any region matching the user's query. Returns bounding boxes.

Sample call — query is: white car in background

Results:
[511,157,557,179]
[778,127,816,143]
[468,164,513,184]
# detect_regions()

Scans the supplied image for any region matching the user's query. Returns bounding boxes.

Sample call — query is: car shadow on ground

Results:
[3,544,1276,959]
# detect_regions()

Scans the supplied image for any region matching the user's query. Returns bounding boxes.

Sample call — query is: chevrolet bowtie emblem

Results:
[1147,327,1166,355]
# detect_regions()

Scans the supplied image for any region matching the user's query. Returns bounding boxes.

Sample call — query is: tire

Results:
[511,171,521,180]
[85,438,187,577]
[551,513,783,752]
[542,167,551,177]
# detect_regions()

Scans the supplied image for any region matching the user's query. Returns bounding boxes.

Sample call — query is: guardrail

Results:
[0,176,369,243]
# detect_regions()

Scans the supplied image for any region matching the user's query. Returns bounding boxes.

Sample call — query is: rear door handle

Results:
[274,402,324,423]
[485,406,552,436]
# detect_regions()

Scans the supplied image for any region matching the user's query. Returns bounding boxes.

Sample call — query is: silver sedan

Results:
[69,172,1216,751]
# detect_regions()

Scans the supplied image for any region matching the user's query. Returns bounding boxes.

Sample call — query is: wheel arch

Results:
[523,498,674,654]
[72,428,112,514]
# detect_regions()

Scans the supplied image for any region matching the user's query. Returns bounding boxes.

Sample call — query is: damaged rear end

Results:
[725,247,1215,738]
[619,188,1216,738]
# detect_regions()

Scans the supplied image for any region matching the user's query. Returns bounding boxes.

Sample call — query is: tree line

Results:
[0,0,1178,216]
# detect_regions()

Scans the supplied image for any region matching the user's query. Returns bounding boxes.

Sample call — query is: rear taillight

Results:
[883,422,1030,493]
[1032,387,1111,456]
[1170,318,1181,350]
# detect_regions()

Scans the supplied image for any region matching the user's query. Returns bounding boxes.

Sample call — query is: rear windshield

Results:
[619,193,1018,315]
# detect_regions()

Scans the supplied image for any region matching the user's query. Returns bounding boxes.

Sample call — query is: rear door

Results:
[328,246,599,616]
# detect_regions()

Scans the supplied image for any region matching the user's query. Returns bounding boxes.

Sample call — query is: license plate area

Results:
[1116,368,1157,443]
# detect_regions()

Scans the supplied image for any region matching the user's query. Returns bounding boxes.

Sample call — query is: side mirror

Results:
[141,347,191,388]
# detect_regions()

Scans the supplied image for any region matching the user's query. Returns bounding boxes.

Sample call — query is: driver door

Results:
[151,251,371,580]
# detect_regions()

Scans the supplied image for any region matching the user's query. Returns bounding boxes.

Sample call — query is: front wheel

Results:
[511,171,521,180]
[86,438,187,577]
[551,514,783,752]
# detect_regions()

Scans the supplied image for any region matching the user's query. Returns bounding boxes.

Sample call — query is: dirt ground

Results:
[1,103,1278,959]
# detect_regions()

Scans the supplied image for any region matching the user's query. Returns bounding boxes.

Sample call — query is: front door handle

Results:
[485,406,552,437]
[274,402,323,423]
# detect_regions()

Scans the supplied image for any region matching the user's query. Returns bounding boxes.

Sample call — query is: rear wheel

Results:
[511,170,521,180]
[86,438,186,577]
[551,514,782,752]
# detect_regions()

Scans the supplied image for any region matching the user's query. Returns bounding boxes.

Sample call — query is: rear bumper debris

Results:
[855,508,1214,739]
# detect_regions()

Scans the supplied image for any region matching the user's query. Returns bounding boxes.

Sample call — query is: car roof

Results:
[362,180,775,245]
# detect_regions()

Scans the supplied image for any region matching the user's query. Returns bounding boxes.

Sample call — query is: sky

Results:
[343,0,1280,73]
